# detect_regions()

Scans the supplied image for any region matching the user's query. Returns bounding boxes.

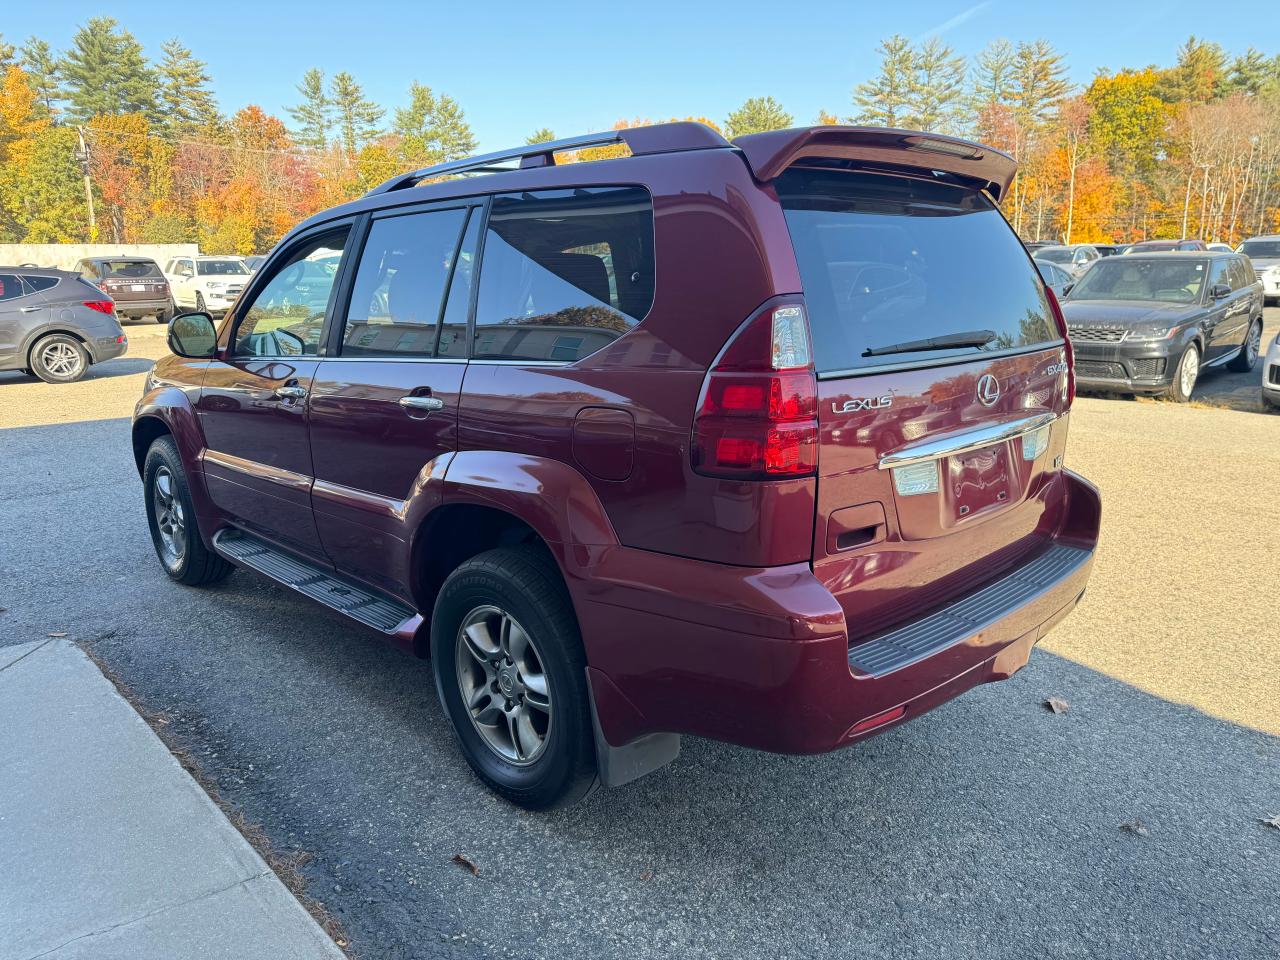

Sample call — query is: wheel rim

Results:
[152,466,186,563]
[1180,348,1199,396]
[1247,325,1261,365]
[455,605,552,766]
[40,341,83,378]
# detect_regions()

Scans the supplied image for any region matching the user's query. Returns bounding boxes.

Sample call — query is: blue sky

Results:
[9,0,1279,149]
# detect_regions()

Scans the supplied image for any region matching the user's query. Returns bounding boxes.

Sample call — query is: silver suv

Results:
[0,268,128,383]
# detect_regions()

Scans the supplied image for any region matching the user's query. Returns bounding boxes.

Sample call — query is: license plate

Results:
[131,284,146,292]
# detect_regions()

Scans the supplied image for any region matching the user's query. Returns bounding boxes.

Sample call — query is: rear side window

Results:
[778,170,1059,375]
[472,186,654,362]
[23,275,59,293]
[341,207,470,358]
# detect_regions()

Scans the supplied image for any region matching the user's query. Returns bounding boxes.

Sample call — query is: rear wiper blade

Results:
[862,329,997,357]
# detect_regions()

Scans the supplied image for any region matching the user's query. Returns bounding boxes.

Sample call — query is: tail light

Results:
[1044,286,1075,406]
[83,300,115,315]
[691,302,818,480]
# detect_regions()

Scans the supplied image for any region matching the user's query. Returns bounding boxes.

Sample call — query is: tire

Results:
[156,300,175,324]
[29,333,89,383]
[195,292,206,313]
[1228,321,1262,373]
[143,436,234,586]
[430,545,597,810]
[1164,343,1200,402]
[1264,390,1280,412]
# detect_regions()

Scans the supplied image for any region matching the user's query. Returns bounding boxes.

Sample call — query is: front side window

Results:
[234,230,347,358]
[341,207,469,358]
[778,169,1059,374]
[472,186,654,362]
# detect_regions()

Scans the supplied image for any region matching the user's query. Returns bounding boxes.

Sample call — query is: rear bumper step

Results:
[848,543,1091,677]
[212,528,419,635]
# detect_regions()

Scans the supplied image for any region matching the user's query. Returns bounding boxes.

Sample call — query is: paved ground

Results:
[0,639,345,960]
[1,316,1278,959]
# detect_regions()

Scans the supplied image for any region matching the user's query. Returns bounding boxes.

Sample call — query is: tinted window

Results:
[1240,240,1280,259]
[472,186,654,362]
[439,211,480,359]
[1208,259,1231,293]
[197,259,249,276]
[1069,258,1206,304]
[0,274,26,302]
[341,207,469,358]
[1036,248,1074,264]
[234,231,347,358]
[99,260,163,279]
[778,169,1059,374]
[1231,257,1253,289]
[23,275,59,293]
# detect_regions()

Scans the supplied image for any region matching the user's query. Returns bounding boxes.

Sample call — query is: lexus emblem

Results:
[976,374,1001,407]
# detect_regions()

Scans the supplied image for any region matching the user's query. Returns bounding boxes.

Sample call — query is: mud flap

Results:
[586,675,681,788]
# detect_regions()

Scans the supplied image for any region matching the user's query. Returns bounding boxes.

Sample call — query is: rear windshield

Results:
[197,259,249,276]
[99,260,162,279]
[777,169,1058,375]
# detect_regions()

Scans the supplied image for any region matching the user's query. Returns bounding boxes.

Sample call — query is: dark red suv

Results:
[133,123,1099,809]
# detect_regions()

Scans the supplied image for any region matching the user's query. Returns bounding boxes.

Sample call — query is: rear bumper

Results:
[115,299,171,317]
[579,469,1100,754]
[88,335,128,363]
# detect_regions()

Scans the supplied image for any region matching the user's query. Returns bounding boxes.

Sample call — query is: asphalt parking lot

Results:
[2,314,1278,960]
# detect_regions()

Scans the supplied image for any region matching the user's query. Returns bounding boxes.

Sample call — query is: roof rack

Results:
[365,121,730,196]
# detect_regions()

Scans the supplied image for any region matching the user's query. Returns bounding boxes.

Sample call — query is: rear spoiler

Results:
[732,126,1017,202]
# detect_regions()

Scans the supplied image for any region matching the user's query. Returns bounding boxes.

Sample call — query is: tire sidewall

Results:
[1170,344,1200,402]
[143,438,197,580]
[30,334,89,384]
[430,551,593,808]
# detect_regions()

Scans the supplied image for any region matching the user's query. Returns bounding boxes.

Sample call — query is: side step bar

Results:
[212,529,419,636]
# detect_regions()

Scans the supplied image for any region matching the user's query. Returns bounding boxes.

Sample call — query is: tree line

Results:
[0,18,1277,254]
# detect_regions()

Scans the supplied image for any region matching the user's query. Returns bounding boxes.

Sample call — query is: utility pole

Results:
[75,126,96,237]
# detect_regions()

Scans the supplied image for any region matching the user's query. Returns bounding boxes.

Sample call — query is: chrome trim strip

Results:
[201,449,311,493]
[312,479,406,521]
[878,413,1058,471]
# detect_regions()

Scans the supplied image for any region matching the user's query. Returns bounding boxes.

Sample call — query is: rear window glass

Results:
[472,186,654,363]
[23,275,59,293]
[778,170,1058,375]
[99,260,163,279]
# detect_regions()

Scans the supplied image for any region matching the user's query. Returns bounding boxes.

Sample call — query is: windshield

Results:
[100,260,162,279]
[1068,258,1206,304]
[1036,248,1074,264]
[197,259,249,276]
[1240,240,1280,259]
[777,169,1058,374]
[1130,241,1177,252]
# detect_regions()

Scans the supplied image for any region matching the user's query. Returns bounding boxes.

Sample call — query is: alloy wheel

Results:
[1180,347,1199,397]
[152,466,186,563]
[1247,325,1261,366]
[40,341,83,379]
[455,604,553,765]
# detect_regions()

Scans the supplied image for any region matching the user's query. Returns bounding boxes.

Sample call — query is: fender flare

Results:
[131,387,219,539]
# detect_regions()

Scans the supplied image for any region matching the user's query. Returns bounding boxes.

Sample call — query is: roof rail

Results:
[365,121,730,196]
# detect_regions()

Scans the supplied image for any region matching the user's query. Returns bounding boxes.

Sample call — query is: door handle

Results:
[398,395,444,412]
[20,306,41,313]
[274,384,307,400]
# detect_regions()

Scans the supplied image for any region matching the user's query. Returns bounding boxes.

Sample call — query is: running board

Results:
[212,528,419,635]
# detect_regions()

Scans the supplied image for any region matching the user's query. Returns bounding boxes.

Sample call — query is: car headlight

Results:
[206,281,227,290]
[1126,325,1182,341]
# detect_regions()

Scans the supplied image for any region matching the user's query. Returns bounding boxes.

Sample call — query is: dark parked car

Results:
[133,123,1099,809]
[1124,239,1209,253]
[75,257,174,323]
[0,268,127,382]
[1062,251,1264,401]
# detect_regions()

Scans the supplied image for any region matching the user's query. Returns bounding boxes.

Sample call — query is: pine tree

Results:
[1161,36,1227,103]
[288,68,331,150]
[329,71,383,155]
[724,96,793,139]
[392,82,477,166]
[972,39,1017,110]
[18,38,61,117]
[60,17,158,123]
[853,35,916,127]
[526,128,556,145]
[0,35,16,70]
[1011,39,1070,128]
[910,38,967,133]
[155,39,221,137]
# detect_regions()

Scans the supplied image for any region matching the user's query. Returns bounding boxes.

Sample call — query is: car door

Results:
[197,224,352,558]
[307,201,481,598]
[1203,258,1245,364]
[0,274,47,366]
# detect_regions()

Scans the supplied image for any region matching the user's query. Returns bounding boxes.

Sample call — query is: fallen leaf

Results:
[451,854,479,876]
[1042,697,1069,715]
[639,870,654,881]
[1120,819,1149,836]
[1261,815,1280,830]
[47,632,67,638]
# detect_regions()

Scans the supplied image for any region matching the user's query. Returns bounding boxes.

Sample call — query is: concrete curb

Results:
[0,639,346,960]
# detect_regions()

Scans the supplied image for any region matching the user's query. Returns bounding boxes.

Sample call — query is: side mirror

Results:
[1210,283,1231,300]
[1062,282,1074,297]
[168,311,218,359]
